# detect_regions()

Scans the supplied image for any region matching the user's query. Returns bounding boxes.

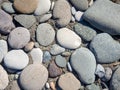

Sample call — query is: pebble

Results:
[67,62,73,72]
[51,1,55,10]
[110,66,120,90]
[0,65,9,90]
[43,51,52,63]
[90,33,120,63]
[30,48,43,63]
[0,9,15,34]
[71,16,75,22]
[11,81,21,90]
[8,27,30,49]
[13,0,38,14]
[19,64,48,90]
[39,13,52,23]
[70,0,88,11]
[71,7,77,15]
[49,82,56,90]
[89,0,93,6]
[14,15,36,28]
[86,83,101,90]
[55,55,67,68]
[50,44,65,55]
[53,0,71,27]
[95,64,105,78]
[70,47,96,84]
[34,0,51,15]
[0,40,8,63]
[2,2,15,14]
[24,41,34,52]
[48,61,62,78]
[83,0,120,35]
[45,82,50,89]
[75,11,84,21]
[36,23,55,46]
[58,73,81,90]
[4,50,29,70]
[62,51,71,57]
[57,28,81,49]
[74,23,96,41]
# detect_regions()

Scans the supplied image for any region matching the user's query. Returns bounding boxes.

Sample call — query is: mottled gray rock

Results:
[50,44,65,55]
[55,55,67,68]
[74,23,96,41]
[90,33,120,63]
[8,27,30,49]
[43,51,51,63]
[83,0,120,35]
[14,15,36,28]
[53,0,71,27]
[70,47,96,84]
[36,23,55,46]
[110,66,120,90]
[70,0,88,11]
[2,2,15,14]
[39,13,52,23]
[20,64,48,90]
[86,84,101,90]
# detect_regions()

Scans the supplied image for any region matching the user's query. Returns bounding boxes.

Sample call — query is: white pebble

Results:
[51,1,55,10]
[71,16,75,22]
[45,82,50,89]
[67,62,72,72]
[75,11,83,22]
[89,0,93,6]
[71,7,77,15]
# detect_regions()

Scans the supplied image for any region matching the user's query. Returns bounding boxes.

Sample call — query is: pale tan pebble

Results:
[24,41,34,52]
[49,82,56,90]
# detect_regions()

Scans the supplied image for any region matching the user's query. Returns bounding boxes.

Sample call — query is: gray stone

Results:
[0,40,8,63]
[74,23,96,41]
[43,51,51,63]
[70,47,96,84]
[2,2,15,14]
[110,66,120,90]
[55,55,67,68]
[39,13,52,23]
[90,33,120,63]
[20,64,48,90]
[8,27,30,49]
[53,0,71,27]
[14,15,36,28]
[36,23,55,46]
[50,44,65,55]
[83,0,120,35]
[86,84,101,90]
[70,0,88,11]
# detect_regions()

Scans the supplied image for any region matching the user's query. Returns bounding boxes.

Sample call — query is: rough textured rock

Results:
[53,0,71,27]
[90,33,120,63]
[83,0,120,35]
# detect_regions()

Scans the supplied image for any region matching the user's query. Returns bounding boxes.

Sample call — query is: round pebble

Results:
[8,27,30,49]
[4,50,29,70]
[24,41,34,52]
[36,23,55,46]
[19,64,48,90]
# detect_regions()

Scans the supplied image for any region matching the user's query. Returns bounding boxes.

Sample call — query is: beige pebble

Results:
[50,82,56,90]
[24,42,34,52]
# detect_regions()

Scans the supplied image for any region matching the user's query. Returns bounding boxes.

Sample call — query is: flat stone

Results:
[70,47,96,84]
[50,44,65,55]
[39,13,52,23]
[110,66,120,90]
[53,0,71,27]
[0,65,9,90]
[48,61,62,78]
[57,28,81,49]
[14,15,36,28]
[19,64,48,90]
[2,2,15,14]
[58,73,81,90]
[55,55,67,68]
[83,0,120,35]
[0,9,15,34]
[8,27,30,49]
[13,0,38,14]
[30,48,43,63]
[34,0,51,15]
[70,0,88,11]
[4,50,29,70]
[90,33,120,63]
[36,23,55,46]
[74,23,96,41]
[0,40,8,63]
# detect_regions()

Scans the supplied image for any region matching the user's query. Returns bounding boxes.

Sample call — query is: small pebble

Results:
[43,51,52,63]
[46,82,50,89]
[49,82,56,90]
[39,13,52,23]
[62,51,71,57]
[51,1,55,10]
[89,0,93,6]
[75,11,83,21]
[71,7,77,15]
[71,16,75,22]
[67,62,72,72]
[24,41,34,52]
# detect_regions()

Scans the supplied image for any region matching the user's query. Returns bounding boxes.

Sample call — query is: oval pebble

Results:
[8,27,30,49]
[39,13,52,23]
[4,50,29,70]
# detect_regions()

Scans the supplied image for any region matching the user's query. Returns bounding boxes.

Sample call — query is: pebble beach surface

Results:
[0,0,120,90]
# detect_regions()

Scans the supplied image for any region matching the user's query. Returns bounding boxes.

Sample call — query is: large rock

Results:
[70,0,88,11]
[90,33,120,63]
[70,47,96,84]
[53,0,71,27]
[19,64,48,90]
[83,0,120,35]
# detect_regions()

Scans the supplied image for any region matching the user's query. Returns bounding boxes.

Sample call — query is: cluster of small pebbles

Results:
[0,0,120,90]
